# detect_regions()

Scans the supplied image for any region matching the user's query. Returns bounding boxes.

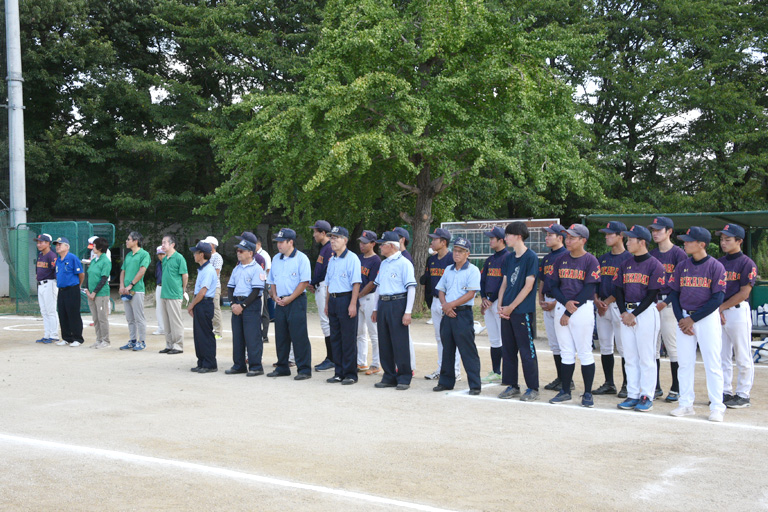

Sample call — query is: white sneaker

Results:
[55,340,69,346]
[708,410,724,422]
[669,405,695,417]
[70,341,82,347]
[152,331,165,336]
[426,319,433,325]
[88,342,100,349]
[97,341,111,349]
[424,370,440,380]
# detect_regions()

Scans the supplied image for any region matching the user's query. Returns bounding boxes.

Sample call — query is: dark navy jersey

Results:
[360,254,382,289]
[539,246,566,296]
[427,251,454,297]
[311,241,333,286]
[480,248,509,301]
[598,250,633,299]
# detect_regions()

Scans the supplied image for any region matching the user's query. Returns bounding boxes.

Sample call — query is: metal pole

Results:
[5,0,26,227]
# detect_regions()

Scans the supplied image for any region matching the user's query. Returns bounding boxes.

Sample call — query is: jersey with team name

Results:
[551,252,601,301]
[669,255,726,311]
[650,245,687,296]
[614,255,665,302]
[598,250,633,299]
[717,252,757,301]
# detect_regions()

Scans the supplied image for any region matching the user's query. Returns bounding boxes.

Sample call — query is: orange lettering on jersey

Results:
[662,263,675,274]
[591,270,601,280]
[487,268,502,277]
[600,266,618,277]
[725,271,741,282]
[317,255,324,264]
[430,268,445,277]
[544,264,554,276]
[623,273,652,285]
[36,261,49,269]
[679,276,712,288]
[558,268,585,280]
[361,267,370,277]
[748,267,757,280]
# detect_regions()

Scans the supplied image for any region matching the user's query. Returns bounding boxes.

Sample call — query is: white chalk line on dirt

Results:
[0,432,458,512]
[444,386,768,432]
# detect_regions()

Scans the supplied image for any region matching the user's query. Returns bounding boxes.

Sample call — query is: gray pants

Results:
[88,296,110,343]
[124,292,146,342]
[162,298,184,351]
[213,286,222,336]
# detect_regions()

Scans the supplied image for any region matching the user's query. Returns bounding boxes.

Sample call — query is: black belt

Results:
[381,293,407,301]
[455,305,472,311]
[684,309,696,316]
[734,304,741,309]
[201,297,213,302]
[329,291,352,298]
[625,302,639,310]
[485,294,498,302]
[37,279,52,285]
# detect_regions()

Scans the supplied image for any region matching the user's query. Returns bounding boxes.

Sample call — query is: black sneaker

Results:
[725,396,750,409]
[655,388,664,399]
[544,377,562,391]
[723,393,735,403]
[326,375,343,383]
[617,384,628,399]
[592,383,617,395]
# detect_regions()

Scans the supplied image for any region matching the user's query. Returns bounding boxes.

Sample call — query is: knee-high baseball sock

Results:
[490,347,502,375]
[621,357,627,387]
[560,363,575,394]
[670,361,679,393]
[601,354,614,385]
[553,354,563,380]
[582,363,596,394]
[325,336,332,360]
[655,358,662,391]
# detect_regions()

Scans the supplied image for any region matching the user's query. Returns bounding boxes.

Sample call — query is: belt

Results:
[329,291,352,298]
[625,302,639,310]
[658,294,668,301]
[455,305,472,311]
[37,279,51,285]
[684,309,696,316]
[201,297,213,302]
[232,293,262,304]
[380,293,407,301]
[734,304,741,309]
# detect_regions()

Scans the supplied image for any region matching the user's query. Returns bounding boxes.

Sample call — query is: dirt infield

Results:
[1,309,767,511]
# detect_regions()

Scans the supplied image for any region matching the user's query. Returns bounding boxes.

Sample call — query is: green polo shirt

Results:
[122,248,151,293]
[160,251,188,299]
[87,254,112,297]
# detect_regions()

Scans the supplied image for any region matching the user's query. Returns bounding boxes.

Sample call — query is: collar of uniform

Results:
[386,251,403,261]
[495,248,508,256]
[725,251,743,261]
[551,246,566,255]
[240,259,258,268]
[198,260,211,270]
[333,248,349,259]
[452,261,471,271]
[280,248,298,260]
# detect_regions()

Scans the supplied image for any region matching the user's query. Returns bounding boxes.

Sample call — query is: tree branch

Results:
[396,180,420,195]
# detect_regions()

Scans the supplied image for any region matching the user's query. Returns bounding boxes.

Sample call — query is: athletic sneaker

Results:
[424,370,440,380]
[152,330,165,335]
[455,374,462,382]
[708,410,724,422]
[634,395,653,412]
[664,391,680,402]
[724,396,751,409]
[97,341,110,349]
[544,377,562,390]
[723,393,735,403]
[365,366,381,375]
[617,398,640,410]
[35,338,48,343]
[654,388,664,399]
[55,340,69,346]
[498,386,521,399]
[70,341,82,347]
[88,342,100,349]
[132,341,146,351]
[42,338,55,344]
[520,389,539,402]
[593,383,617,395]
[215,335,222,340]
[120,340,137,351]
[357,365,369,372]
[314,359,334,372]
[481,372,502,383]
[581,392,594,408]
[549,390,572,404]
[669,405,695,417]
[617,384,628,399]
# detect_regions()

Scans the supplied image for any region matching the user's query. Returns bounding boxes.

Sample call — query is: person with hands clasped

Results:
[538,223,569,391]
[159,235,189,355]
[86,237,112,349]
[479,227,509,383]
[187,242,218,373]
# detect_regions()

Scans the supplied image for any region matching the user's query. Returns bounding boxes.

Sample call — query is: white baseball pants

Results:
[37,280,59,340]
[596,302,623,356]
[542,297,559,355]
[554,300,595,366]
[677,310,725,412]
[657,302,678,361]
[621,305,660,400]
[315,281,330,337]
[484,299,502,349]
[721,302,754,398]
[356,294,380,367]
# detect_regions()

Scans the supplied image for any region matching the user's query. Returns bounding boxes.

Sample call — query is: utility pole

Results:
[5,0,26,227]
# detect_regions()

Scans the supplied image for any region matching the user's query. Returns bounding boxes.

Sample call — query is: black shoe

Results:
[159,348,171,354]
[544,377,562,391]
[617,384,628,399]
[197,367,217,373]
[468,389,481,396]
[341,378,356,385]
[246,370,264,377]
[190,367,201,372]
[593,383,617,395]
[225,368,246,375]
[655,388,664,399]
[723,393,735,403]
[375,381,396,388]
[396,384,410,390]
[433,384,453,392]
[267,370,290,377]
[262,338,270,344]
[327,376,342,383]
[167,349,183,355]
[294,373,312,380]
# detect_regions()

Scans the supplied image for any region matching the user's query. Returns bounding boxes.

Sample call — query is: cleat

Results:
[395,384,410,390]
[617,384,628,399]
[655,388,664,399]
[581,392,594,408]
[314,359,334,372]
[365,366,381,375]
[481,372,502,383]
[374,381,396,388]
[433,384,452,392]
[55,340,69,346]
[326,376,343,383]
[497,386,521,399]
[634,396,653,412]
[664,391,679,402]
[670,405,695,417]
[97,341,110,349]
[70,341,81,347]
[519,389,539,402]
[708,410,724,422]
[132,341,146,351]
[357,365,369,373]
[341,378,356,385]
[725,396,750,409]
[120,340,137,351]
[468,388,481,396]
[618,398,640,410]
[88,342,100,349]
[723,393,735,403]
[424,370,440,380]
[549,390,572,404]
[544,377,562,390]
[42,339,56,344]
[35,338,49,344]
[293,373,311,380]
[593,383,617,395]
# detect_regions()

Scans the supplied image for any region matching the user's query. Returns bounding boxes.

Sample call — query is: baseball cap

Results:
[190,241,212,255]
[309,220,332,232]
[87,235,98,249]
[715,223,746,240]
[202,236,219,247]
[377,231,400,244]
[483,226,505,239]
[677,226,711,243]
[428,228,452,241]
[35,233,52,243]
[564,224,590,240]
[622,225,652,242]
[543,223,566,237]
[235,239,256,251]
[156,245,165,254]
[599,221,627,234]
[393,227,410,242]
[53,237,70,245]
[358,230,377,243]
[453,237,472,250]
[236,231,258,244]
[649,216,674,230]
[273,228,297,241]
[329,226,349,238]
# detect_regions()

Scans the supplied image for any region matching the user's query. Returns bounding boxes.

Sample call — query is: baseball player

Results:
[480,226,510,383]
[614,225,665,412]
[424,228,461,381]
[34,233,60,344]
[538,223,570,391]
[716,223,757,409]
[593,221,632,396]
[356,230,381,374]
[548,224,601,407]
[668,226,727,422]
[372,231,416,390]
[431,237,482,395]
[324,226,362,385]
[309,220,335,372]
[187,241,219,373]
[649,216,687,402]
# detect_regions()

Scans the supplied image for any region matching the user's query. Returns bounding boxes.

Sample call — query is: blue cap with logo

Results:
[273,228,297,241]
[428,227,452,241]
[715,223,746,240]
[677,226,711,244]
[599,221,628,234]
[35,233,52,243]
[310,220,332,232]
[358,230,377,243]
[235,239,256,251]
[453,237,472,250]
[53,237,70,245]
[649,216,674,230]
[190,241,212,255]
[543,223,566,238]
[393,227,410,242]
[622,225,652,242]
[329,226,349,238]
[236,231,258,245]
[377,231,400,244]
[564,224,590,240]
[483,226,505,239]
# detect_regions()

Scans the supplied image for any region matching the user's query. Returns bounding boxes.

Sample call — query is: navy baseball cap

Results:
[484,226,505,239]
[622,225,652,242]
[678,226,711,243]
[393,227,410,242]
[377,231,400,244]
[649,216,674,230]
[453,237,471,250]
[236,231,258,245]
[273,228,297,241]
[190,241,212,255]
[329,226,349,238]
[310,220,332,232]
[35,233,52,243]
[234,239,256,251]
[715,223,746,240]
[359,230,377,243]
[564,224,590,240]
[428,227,452,241]
[53,237,70,245]
[543,223,566,237]
[599,221,628,234]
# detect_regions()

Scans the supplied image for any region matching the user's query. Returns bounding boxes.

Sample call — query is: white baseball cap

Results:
[202,236,218,247]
